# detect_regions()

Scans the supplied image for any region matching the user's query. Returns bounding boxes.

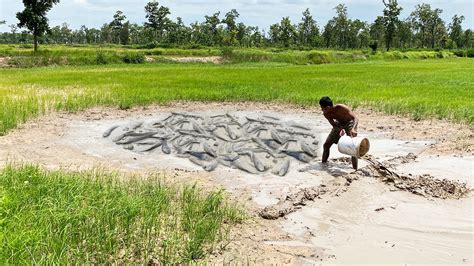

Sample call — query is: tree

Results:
[0,20,5,25]
[109,11,127,44]
[16,0,60,52]
[278,17,297,47]
[397,19,413,48]
[298,8,320,47]
[332,4,351,49]
[222,9,239,45]
[449,15,465,48]
[410,4,444,48]
[463,29,473,48]
[144,1,171,42]
[348,19,369,49]
[269,23,280,44]
[382,0,402,51]
[202,12,222,46]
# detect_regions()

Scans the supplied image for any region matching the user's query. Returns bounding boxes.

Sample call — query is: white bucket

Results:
[337,135,370,158]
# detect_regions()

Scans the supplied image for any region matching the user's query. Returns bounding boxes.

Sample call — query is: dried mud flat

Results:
[0,101,473,264]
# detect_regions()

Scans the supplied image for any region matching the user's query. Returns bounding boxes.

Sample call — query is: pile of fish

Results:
[103,112,319,176]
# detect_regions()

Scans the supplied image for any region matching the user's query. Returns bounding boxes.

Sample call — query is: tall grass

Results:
[0,59,472,135]
[0,164,243,264]
[0,44,458,67]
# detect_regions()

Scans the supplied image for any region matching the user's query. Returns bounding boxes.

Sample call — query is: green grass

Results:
[0,44,458,67]
[0,164,243,264]
[0,58,473,134]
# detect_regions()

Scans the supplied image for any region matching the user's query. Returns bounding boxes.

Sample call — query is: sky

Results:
[0,0,473,33]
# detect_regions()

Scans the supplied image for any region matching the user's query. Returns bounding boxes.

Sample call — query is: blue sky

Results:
[0,0,472,33]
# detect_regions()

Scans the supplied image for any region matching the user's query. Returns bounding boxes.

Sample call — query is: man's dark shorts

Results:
[325,120,355,145]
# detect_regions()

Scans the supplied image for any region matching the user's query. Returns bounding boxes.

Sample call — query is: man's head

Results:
[319,96,333,112]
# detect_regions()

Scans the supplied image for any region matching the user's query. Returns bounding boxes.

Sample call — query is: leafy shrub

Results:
[220,47,234,59]
[95,51,108,64]
[308,51,332,64]
[453,50,466,57]
[467,49,474,58]
[122,52,145,64]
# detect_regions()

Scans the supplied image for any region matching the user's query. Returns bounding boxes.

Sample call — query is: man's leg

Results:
[322,128,339,163]
[351,156,358,170]
[322,141,332,163]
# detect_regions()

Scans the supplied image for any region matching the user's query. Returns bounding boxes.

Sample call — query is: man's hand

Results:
[350,128,358,137]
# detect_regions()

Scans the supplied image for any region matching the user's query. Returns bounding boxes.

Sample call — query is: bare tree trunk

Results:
[34,34,38,52]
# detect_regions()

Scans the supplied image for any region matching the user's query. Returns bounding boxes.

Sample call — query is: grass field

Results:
[0,165,243,264]
[0,58,473,135]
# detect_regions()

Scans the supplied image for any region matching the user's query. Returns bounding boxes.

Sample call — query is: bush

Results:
[122,52,145,64]
[308,51,332,64]
[220,47,234,59]
[95,51,108,64]
[453,50,466,57]
[466,49,474,58]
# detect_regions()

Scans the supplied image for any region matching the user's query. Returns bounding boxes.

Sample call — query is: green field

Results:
[0,58,473,135]
[0,165,243,264]
[1,49,473,263]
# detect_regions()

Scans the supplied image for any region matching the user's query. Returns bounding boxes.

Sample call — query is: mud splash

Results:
[361,154,471,199]
[260,153,471,219]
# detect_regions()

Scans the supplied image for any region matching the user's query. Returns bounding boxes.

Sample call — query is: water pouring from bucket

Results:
[337,130,370,158]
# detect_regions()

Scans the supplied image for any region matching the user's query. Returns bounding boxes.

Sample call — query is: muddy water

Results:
[280,179,473,264]
[37,110,473,263]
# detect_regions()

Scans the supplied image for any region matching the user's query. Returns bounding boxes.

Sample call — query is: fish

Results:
[276,128,315,138]
[226,113,243,126]
[225,125,238,140]
[301,141,317,157]
[123,144,134,150]
[116,132,157,145]
[203,142,217,157]
[286,121,311,131]
[262,115,280,121]
[102,125,119,138]
[251,153,267,172]
[112,130,158,143]
[236,150,267,172]
[263,139,280,150]
[161,140,171,154]
[270,129,285,144]
[252,137,285,158]
[192,121,206,134]
[189,156,205,166]
[272,159,290,176]
[124,121,143,131]
[203,160,219,171]
[245,116,279,125]
[232,159,258,174]
[139,142,162,152]
[217,158,232,167]
[281,150,312,163]
[178,130,214,139]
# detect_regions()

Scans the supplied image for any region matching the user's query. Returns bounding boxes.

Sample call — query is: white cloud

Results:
[73,0,89,5]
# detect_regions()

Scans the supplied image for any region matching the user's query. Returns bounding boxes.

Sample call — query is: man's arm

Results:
[324,113,339,128]
[348,110,358,137]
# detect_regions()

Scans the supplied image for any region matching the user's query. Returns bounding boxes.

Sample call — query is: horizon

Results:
[0,0,473,33]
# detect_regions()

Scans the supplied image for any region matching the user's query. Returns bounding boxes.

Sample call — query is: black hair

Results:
[319,96,333,107]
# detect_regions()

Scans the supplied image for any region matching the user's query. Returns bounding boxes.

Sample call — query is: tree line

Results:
[1,0,472,51]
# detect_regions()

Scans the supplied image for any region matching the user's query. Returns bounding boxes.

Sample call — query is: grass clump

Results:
[0,164,243,264]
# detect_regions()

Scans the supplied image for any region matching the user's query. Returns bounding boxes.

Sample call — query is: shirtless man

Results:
[319,96,359,169]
